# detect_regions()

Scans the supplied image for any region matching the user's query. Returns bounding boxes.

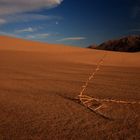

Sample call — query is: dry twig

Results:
[77,53,140,120]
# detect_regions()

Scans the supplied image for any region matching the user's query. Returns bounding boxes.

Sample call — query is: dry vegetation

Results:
[78,52,140,120]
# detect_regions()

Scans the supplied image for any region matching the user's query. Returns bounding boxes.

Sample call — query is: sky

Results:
[0,0,140,47]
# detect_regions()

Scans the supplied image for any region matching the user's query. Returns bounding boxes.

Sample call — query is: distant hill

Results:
[88,35,140,52]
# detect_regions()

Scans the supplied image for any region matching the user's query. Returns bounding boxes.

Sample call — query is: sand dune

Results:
[0,36,140,139]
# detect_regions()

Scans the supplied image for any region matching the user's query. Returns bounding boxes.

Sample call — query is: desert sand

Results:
[0,35,140,140]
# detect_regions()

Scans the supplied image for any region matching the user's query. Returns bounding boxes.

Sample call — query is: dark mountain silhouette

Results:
[88,35,140,52]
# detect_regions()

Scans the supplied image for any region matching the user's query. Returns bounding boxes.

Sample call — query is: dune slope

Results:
[0,36,140,140]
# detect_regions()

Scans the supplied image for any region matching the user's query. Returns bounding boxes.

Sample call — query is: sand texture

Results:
[0,36,140,140]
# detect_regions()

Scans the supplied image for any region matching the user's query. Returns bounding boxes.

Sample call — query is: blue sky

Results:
[0,0,140,47]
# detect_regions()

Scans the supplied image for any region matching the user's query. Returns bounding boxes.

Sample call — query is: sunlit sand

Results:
[0,36,140,139]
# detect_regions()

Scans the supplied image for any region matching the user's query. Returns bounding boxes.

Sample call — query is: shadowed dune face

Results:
[0,36,140,139]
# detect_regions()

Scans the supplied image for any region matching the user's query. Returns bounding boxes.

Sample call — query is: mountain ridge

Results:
[88,35,140,52]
